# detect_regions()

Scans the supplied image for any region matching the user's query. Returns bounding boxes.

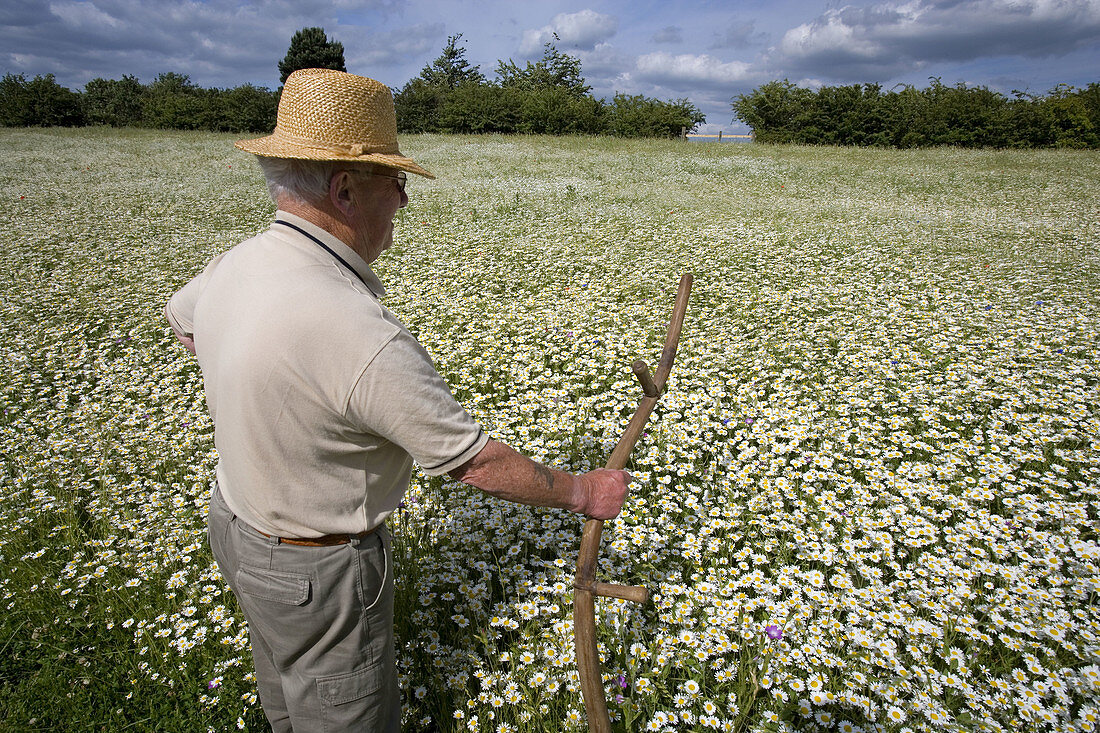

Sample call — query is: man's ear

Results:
[329,170,355,218]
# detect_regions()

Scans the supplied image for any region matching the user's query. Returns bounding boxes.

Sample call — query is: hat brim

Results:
[235,134,435,179]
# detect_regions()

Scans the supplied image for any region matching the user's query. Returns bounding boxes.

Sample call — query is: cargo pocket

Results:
[317,662,384,731]
[235,564,311,606]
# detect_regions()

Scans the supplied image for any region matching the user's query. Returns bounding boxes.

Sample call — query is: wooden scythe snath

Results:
[573,273,693,733]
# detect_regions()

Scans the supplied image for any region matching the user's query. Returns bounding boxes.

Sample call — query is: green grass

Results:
[1,127,1099,732]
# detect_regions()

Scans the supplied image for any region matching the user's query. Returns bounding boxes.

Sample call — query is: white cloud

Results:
[634,51,752,89]
[520,9,618,54]
[778,10,885,65]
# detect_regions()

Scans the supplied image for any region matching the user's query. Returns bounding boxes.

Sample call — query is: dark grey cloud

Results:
[710,20,767,50]
[651,25,684,44]
[771,0,1100,81]
[0,0,409,89]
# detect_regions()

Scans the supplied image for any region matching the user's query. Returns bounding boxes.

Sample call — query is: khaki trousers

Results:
[208,484,399,732]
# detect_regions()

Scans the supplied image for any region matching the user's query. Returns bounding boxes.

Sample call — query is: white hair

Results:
[255,157,342,205]
[254,158,396,205]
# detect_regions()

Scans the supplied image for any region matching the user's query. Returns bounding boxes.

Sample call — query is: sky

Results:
[3,0,1099,133]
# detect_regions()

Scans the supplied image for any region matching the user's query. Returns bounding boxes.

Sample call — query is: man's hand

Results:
[173,330,196,356]
[571,469,631,520]
[168,322,196,356]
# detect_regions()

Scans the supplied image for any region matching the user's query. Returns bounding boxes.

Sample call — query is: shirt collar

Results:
[272,210,387,300]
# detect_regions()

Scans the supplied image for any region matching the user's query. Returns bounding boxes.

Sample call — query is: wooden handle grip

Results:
[589,581,649,604]
[632,360,658,397]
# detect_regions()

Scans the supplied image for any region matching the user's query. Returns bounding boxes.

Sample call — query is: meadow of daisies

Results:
[1,127,1098,733]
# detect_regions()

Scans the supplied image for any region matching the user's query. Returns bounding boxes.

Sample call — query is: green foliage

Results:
[1,72,277,133]
[141,73,208,130]
[604,94,706,138]
[1046,84,1100,149]
[515,86,604,134]
[733,78,1100,148]
[211,83,278,133]
[0,73,84,127]
[278,26,347,85]
[436,82,520,134]
[731,80,814,144]
[396,35,490,134]
[394,78,445,134]
[82,75,144,127]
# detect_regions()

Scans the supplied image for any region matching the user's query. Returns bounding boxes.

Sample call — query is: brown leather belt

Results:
[258,526,378,547]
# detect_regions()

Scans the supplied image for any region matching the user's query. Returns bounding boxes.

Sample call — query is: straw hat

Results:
[236,68,434,179]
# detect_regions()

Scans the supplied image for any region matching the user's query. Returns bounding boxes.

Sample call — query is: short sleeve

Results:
[166,252,228,337]
[345,328,487,476]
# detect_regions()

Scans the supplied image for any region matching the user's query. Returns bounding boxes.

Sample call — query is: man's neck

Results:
[277,196,360,258]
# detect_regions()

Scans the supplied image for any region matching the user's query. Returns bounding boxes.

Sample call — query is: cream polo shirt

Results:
[166,211,487,538]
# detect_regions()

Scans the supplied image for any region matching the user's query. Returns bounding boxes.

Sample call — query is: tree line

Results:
[732,79,1100,149]
[0,71,277,132]
[0,31,704,139]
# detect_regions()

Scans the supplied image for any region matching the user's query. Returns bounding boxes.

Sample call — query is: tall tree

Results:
[496,40,590,99]
[418,34,484,89]
[279,27,346,84]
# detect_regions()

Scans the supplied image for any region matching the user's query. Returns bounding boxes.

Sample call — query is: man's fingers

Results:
[581,469,631,520]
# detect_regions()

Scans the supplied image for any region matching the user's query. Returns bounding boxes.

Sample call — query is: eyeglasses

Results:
[349,169,407,193]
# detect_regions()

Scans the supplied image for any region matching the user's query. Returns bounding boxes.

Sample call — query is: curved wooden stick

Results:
[573,273,693,733]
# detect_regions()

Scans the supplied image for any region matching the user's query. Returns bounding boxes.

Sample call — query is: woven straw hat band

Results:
[236,68,434,179]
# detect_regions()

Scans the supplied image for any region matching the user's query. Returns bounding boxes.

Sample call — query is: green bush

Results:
[436,83,519,134]
[733,79,1100,148]
[0,73,84,127]
[82,76,144,127]
[604,94,706,138]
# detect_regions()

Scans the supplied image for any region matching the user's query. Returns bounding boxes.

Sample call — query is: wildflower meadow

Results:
[1,127,1098,733]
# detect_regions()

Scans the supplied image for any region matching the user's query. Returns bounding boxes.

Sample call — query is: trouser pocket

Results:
[317,662,385,731]
[356,528,390,612]
[236,564,311,605]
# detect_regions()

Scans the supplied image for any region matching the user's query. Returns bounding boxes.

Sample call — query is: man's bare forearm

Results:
[449,439,584,512]
[449,439,630,520]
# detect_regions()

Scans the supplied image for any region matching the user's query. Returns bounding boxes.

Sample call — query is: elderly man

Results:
[165,68,630,732]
